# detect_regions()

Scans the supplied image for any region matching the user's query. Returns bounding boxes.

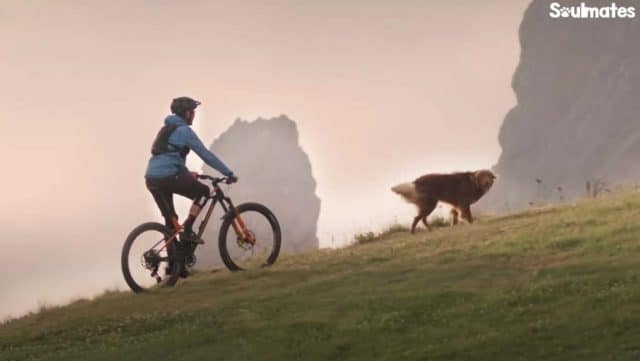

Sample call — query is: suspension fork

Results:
[221,198,256,245]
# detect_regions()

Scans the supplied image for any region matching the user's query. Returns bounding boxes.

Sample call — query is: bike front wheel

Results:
[218,203,281,271]
[121,222,182,293]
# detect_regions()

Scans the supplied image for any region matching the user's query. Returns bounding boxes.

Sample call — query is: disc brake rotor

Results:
[236,230,256,250]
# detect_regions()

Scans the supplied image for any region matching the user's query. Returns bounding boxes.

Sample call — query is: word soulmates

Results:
[549,2,636,19]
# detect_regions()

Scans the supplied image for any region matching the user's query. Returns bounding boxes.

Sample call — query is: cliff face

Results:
[198,115,320,267]
[488,0,640,210]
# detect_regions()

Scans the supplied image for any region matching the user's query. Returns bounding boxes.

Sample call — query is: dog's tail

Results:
[391,182,419,204]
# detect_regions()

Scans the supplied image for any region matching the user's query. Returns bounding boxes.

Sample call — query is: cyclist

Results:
[145,97,237,250]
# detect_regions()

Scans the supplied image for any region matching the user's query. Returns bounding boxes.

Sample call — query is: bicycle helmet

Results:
[170,97,201,116]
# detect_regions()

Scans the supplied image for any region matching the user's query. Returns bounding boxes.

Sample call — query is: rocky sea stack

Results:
[199,115,321,267]
[486,0,640,210]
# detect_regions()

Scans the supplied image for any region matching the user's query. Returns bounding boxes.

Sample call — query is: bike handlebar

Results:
[197,174,235,185]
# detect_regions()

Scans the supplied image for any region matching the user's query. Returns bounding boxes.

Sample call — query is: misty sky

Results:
[0,0,529,318]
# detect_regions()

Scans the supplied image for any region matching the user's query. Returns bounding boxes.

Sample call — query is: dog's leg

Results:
[421,216,431,231]
[411,215,423,234]
[460,205,473,224]
[450,208,459,227]
[411,198,437,233]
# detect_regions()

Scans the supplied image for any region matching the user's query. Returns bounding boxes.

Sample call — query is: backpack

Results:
[151,124,190,159]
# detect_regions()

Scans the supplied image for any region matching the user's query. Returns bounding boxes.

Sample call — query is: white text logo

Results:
[549,2,636,19]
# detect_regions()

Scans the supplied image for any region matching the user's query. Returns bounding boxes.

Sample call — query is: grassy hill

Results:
[3,190,640,361]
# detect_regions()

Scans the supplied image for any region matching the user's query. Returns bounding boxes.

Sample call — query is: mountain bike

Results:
[121,175,281,293]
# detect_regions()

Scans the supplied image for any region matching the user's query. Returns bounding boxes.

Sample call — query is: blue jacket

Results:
[145,115,233,179]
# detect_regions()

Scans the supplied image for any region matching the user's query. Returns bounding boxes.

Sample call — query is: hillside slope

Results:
[3,190,640,360]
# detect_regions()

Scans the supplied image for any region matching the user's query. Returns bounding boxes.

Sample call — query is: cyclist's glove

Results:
[226,173,238,184]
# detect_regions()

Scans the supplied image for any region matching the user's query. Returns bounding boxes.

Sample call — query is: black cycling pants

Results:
[146,172,209,230]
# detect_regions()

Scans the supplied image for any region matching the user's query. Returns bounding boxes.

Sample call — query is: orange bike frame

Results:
[155,188,254,251]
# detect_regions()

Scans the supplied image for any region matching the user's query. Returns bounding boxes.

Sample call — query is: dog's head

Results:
[474,170,496,193]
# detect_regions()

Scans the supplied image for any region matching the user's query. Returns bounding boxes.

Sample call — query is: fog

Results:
[0,0,528,319]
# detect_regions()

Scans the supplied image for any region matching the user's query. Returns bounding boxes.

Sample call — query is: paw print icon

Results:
[560,7,571,17]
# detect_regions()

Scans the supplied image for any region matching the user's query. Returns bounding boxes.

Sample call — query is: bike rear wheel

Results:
[218,203,281,271]
[121,222,182,293]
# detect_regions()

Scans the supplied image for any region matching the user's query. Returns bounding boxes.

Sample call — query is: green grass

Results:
[4,191,640,360]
